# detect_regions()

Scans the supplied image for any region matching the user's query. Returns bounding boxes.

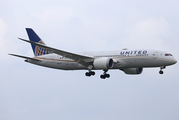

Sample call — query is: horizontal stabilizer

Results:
[9,54,41,61]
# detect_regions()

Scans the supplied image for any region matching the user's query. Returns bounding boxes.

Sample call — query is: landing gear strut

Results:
[85,71,95,77]
[100,70,110,79]
[159,66,166,74]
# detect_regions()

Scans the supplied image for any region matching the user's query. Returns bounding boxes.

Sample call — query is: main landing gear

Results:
[85,70,110,79]
[159,66,166,74]
[100,70,110,79]
[85,71,95,77]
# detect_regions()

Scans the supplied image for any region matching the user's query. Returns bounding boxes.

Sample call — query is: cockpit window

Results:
[165,53,173,56]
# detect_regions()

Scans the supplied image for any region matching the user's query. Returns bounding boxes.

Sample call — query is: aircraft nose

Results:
[173,58,177,64]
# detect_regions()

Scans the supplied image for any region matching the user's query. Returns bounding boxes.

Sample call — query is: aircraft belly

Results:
[27,60,80,70]
[115,57,172,68]
[118,57,163,68]
[126,58,167,68]
[51,61,79,70]
[133,58,161,67]
[118,58,144,68]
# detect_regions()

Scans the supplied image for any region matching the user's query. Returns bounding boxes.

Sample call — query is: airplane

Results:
[9,28,177,79]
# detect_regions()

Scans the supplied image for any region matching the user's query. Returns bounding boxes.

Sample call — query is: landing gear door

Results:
[153,52,158,59]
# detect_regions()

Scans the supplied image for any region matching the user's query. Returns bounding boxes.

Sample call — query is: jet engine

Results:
[93,58,114,70]
[122,68,143,75]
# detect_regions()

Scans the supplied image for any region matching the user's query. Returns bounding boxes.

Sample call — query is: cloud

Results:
[0,18,7,51]
[122,17,170,50]
[34,7,74,25]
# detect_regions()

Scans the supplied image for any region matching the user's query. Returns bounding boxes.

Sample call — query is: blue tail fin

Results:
[26,28,51,56]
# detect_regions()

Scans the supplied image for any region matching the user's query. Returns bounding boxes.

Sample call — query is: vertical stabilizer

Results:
[26,28,51,56]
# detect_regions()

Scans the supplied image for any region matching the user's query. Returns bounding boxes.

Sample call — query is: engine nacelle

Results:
[122,68,143,75]
[93,58,114,70]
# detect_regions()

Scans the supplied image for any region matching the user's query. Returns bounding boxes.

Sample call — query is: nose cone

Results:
[172,58,177,64]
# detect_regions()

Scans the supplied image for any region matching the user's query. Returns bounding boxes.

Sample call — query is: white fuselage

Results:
[26,49,177,70]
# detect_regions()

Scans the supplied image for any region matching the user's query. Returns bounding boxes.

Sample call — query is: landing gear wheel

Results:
[105,74,110,78]
[100,75,106,79]
[85,71,95,77]
[85,72,91,77]
[159,71,164,74]
[159,66,165,74]
[90,71,95,75]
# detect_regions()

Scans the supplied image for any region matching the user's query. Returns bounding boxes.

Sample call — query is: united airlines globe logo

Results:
[35,40,51,56]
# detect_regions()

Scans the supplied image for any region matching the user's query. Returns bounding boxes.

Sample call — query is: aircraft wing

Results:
[19,38,94,68]
[9,54,41,61]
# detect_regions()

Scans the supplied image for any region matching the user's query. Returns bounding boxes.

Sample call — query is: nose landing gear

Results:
[159,66,166,74]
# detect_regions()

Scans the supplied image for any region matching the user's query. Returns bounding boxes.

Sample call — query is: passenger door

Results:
[153,52,158,59]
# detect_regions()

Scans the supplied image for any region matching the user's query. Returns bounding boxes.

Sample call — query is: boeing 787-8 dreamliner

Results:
[9,28,177,79]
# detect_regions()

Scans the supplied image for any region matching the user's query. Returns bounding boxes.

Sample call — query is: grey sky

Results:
[0,0,179,120]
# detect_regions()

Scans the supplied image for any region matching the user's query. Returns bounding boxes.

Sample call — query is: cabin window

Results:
[165,53,172,56]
